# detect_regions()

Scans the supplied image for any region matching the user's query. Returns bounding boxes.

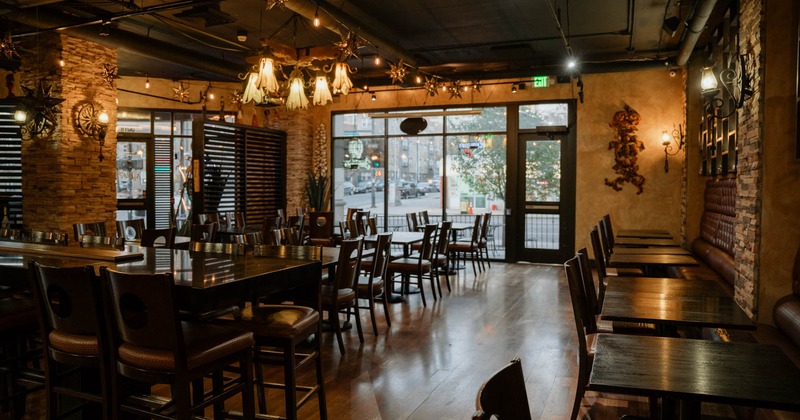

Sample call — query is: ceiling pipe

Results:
[10,8,243,80]
[283,0,420,67]
[675,0,717,66]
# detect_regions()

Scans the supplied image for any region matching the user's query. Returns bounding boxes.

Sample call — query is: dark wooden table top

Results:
[612,246,691,255]
[614,237,680,247]
[0,241,143,262]
[605,276,731,297]
[364,231,424,245]
[608,253,699,267]
[589,334,800,412]
[616,229,673,239]
[601,288,755,330]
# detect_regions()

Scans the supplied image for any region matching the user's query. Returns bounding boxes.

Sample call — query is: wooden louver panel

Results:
[0,102,23,227]
[193,120,286,226]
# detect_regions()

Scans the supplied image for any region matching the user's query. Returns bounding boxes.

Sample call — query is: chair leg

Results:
[254,352,268,414]
[212,370,224,419]
[470,250,477,276]
[367,296,379,335]
[313,334,328,420]
[380,291,392,328]
[240,353,255,420]
[484,246,491,268]
[330,308,345,354]
[430,270,439,300]
[284,343,298,420]
[416,272,427,307]
[351,305,364,343]
[175,381,192,419]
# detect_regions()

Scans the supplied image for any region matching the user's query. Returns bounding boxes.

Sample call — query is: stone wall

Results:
[19,34,117,241]
[734,0,765,317]
[263,108,314,212]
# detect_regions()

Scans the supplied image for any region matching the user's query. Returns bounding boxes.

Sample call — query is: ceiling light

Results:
[255,57,279,93]
[313,74,332,106]
[511,85,517,93]
[416,75,422,84]
[567,59,577,69]
[371,92,377,101]
[13,109,26,123]
[313,5,320,27]
[332,62,353,95]
[145,75,150,89]
[285,69,309,110]
[237,30,248,42]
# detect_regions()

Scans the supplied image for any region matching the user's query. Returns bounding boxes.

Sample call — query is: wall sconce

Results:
[75,102,110,161]
[701,54,753,119]
[662,124,685,173]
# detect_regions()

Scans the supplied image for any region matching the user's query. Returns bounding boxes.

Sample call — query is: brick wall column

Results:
[734,0,764,317]
[19,33,117,241]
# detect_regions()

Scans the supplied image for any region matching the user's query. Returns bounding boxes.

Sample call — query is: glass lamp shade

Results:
[255,57,280,94]
[700,67,718,91]
[242,72,265,104]
[286,76,309,110]
[98,110,109,124]
[313,75,333,106]
[331,62,353,95]
[662,130,671,145]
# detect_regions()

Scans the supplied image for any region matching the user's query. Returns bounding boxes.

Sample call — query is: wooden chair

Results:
[191,222,218,242]
[449,215,483,276]
[590,226,643,279]
[141,227,176,248]
[73,222,106,243]
[29,262,111,419]
[287,214,306,243]
[354,210,370,236]
[367,216,378,236]
[116,218,145,241]
[228,211,246,228]
[280,227,302,245]
[417,210,430,225]
[322,237,364,354]
[308,211,335,246]
[477,212,492,269]
[600,214,615,255]
[405,212,419,232]
[215,246,327,420]
[79,235,125,249]
[99,268,255,419]
[472,358,531,420]
[356,232,393,335]
[387,224,438,306]
[432,221,452,294]
[345,208,360,226]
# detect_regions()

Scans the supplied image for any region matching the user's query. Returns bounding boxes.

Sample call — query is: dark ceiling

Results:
[1,0,728,86]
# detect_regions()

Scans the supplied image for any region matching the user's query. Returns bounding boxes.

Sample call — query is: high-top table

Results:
[589,334,800,418]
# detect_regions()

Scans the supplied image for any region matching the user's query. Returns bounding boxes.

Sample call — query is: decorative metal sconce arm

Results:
[662,124,685,173]
[702,54,753,119]
[75,102,109,161]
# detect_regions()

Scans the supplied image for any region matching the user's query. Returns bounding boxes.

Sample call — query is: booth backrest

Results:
[699,178,736,257]
[773,247,800,350]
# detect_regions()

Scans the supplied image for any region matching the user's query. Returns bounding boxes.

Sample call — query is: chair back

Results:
[406,212,418,232]
[589,226,610,279]
[345,208,360,225]
[263,215,283,231]
[563,256,593,397]
[229,211,246,228]
[418,224,437,260]
[435,221,452,256]
[73,222,106,241]
[600,214,615,254]
[468,215,483,245]
[417,210,430,225]
[480,212,492,241]
[254,245,322,260]
[80,235,125,249]
[26,230,69,246]
[334,237,363,291]
[190,241,246,255]
[575,248,600,333]
[308,211,334,240]
[280,227,301,245]
[141,227,176,248]
[367,217,378,236]
[191,222,218,242]
[100,268,183,360]
[29,262,105,351]
[116,219,145,241]
[367,232,393,280]
[355,211,370,236]
[265,229,282,246]
[338,221,349,240]
[472,358,531,420]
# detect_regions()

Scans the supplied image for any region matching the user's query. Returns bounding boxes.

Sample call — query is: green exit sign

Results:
[532,76,549,88]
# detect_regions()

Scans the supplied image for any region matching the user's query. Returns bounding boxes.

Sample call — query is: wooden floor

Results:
[11,262,741,419]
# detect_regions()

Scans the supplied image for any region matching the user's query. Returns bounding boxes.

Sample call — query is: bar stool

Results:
[100,268,255,419]
[29,262,111,419]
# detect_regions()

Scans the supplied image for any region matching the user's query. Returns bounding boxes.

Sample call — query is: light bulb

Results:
[662,130,671,145]
[145,77,150,89]
[58,57,65,67]
[700,67,718,91]
[371,92,376,101]
[416,75,422,84]
[375,55,381,65]
[567,59,577,69]
[208,91,215,100]
[511,85,517,93]
[313,10,320,27]
[98,111,109,124]
[14,109,26,123]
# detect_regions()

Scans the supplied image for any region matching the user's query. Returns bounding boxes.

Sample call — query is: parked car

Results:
[342,182,355,195]
[354,181,371,194]
[416,182,432,193]
[430,180,440,192]
[398,182,421,198]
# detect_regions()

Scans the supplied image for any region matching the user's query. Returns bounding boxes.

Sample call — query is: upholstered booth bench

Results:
[666,178,736,296]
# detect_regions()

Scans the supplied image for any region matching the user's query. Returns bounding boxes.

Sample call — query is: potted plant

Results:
[306,172,329,211]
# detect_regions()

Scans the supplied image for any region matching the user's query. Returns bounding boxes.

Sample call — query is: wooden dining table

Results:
[601,278,755,331]
[608,252,699,268]
[611,246,691,255]
[616,229,673,239]
[589,334,800,418]
[614,237,681,247]
[364,231,424,303]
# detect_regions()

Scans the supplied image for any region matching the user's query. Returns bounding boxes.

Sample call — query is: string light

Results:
[374,46,380,65]
[313,4,320,27]
[145,75,150,89]
[58,55,65,67]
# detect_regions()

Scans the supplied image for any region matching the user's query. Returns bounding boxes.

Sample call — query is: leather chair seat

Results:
[357,277,385,295]
[118,322,254,371]
[389,258,431,271]
[321,286,356,306]
[449,242,477,252]
[48,330,99,356]
[218,305,318,340]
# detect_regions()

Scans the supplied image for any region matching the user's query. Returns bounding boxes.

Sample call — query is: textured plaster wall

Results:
[319,68,687,252]
[759,0,800,323]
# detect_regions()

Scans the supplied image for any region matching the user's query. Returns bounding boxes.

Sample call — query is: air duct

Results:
[675,0,718,66]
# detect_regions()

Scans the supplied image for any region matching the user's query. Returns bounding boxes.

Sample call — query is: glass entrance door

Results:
[516,133,575,263]
[116,133,154,228]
